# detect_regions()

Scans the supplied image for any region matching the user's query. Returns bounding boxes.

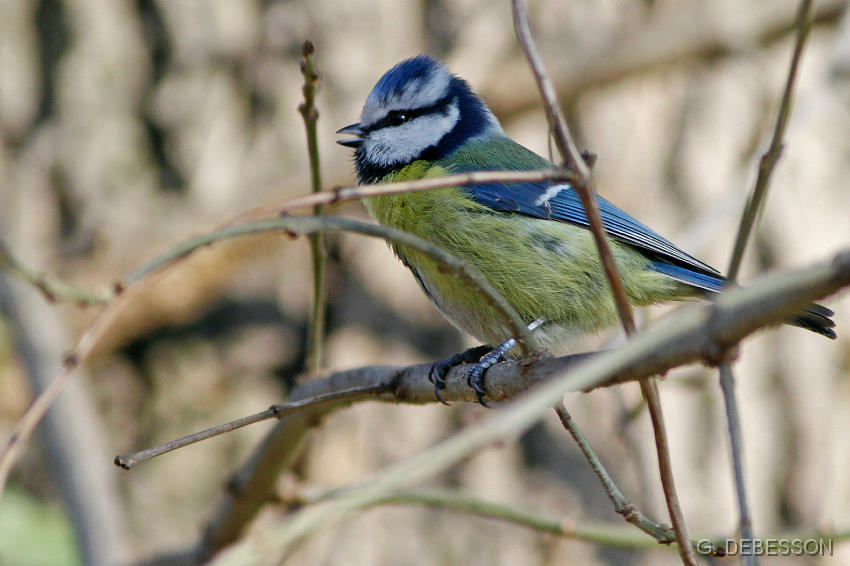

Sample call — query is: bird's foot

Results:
[465,338,521,406]
[431,320,545,406]
[429,345,493,405]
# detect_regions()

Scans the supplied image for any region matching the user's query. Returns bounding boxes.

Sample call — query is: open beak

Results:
[336,122,366,148]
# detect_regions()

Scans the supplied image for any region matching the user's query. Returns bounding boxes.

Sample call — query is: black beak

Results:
[336,122,366,148]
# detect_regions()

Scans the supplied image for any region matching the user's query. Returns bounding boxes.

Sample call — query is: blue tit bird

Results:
[337,55,836,404]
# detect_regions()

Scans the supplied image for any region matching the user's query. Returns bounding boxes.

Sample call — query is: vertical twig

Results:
[510,2,697,564]
[718,364,753,563]
[510,2,633,336]
[726,0,814,283]
[298,40,327,374]
[720,3,814,564]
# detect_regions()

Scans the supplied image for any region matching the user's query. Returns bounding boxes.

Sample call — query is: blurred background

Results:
[1,0,849,564]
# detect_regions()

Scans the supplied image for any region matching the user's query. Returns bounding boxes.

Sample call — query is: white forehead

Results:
[360,66,452,127]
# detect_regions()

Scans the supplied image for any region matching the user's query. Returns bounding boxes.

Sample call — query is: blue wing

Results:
[468,179,725,292]
[440,135,726,292]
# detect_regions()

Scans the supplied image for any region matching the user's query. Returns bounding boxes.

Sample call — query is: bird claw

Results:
[465,346,512,407]
[429,345,493,405]
[466,364,490,407]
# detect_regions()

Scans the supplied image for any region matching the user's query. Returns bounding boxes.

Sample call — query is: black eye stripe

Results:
[366,94,455,133]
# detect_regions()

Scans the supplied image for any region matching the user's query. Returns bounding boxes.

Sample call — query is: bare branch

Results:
[0,238,113,305]
[510,2,697,562]
[298,39,329,374]
[198,250,850,564]
[511,0,635,336]
[555,405,686,549]
[720,3,816,562]
[726,0,815,283]
[0,214,532,493]
[233,168,576,221]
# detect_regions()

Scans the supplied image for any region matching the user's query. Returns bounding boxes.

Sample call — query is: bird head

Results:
[337,55,503,183]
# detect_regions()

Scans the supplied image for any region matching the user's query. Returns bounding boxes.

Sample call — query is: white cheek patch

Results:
[362,103,460,167]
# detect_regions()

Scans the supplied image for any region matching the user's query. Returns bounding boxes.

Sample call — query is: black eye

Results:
[387,111,408,126]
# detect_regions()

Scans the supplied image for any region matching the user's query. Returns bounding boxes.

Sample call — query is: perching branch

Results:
[139,250,850,564]
[198,250,850,564]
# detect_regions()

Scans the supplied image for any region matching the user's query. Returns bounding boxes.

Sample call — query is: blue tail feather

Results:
[648,262,726,293]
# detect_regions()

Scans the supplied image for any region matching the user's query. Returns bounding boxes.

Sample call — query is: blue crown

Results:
[370,55,444,105]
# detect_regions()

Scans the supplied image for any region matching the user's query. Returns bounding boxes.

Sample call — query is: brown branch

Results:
[230,168,576,222]
[183,250,850,563]
[0,238,113,306]
[719,3,816,563]
[510,2,698,563]
[298,39,329,375]
[0,213,533,494]
[510,0,634,335]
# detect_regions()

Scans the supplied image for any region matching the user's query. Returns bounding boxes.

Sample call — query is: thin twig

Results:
[510,2,696,563]
[718,364,753,560]
[726,0,815,283]
[232,168,577,221]
[328,489,683,553]
[718,358,755,566]
[639,377,697,564]
[309,488,846,557]
[554,405,684,549]
[510,0,634,336]
[720,2,815,563]
[0,359,79,498]
[0,239,113,305]
[0,269,131,563]
[298,40,328,374]
[115,385,388,469]
[123,215,534,354]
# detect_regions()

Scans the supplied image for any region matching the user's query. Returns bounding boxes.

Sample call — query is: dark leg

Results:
[466,337,519,407]
[466,320,545,406]
[429,345,493,405]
